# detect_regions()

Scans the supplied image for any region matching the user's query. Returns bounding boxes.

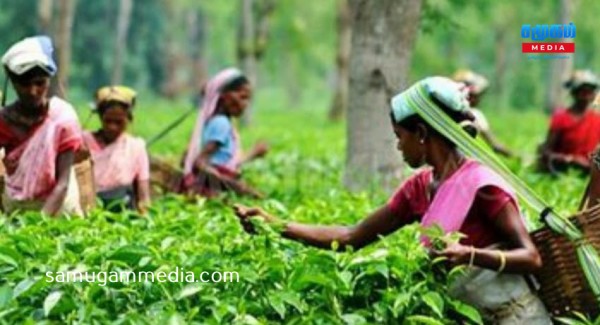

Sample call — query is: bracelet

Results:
[468,246,476,268]
[496,250,506,273]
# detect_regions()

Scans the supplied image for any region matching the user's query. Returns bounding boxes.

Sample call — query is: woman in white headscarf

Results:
[0,35,83,215]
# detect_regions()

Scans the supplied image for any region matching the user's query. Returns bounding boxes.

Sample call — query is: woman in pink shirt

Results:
[234,77,551,323]
[0,36,83,215]
[83,86,150,214]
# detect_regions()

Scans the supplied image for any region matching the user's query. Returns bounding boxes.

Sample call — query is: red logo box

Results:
[522,42,575,53]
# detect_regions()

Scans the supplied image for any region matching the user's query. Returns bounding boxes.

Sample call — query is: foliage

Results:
[0,96,591,322]
[557,312,600,325]
[2,1,600,111]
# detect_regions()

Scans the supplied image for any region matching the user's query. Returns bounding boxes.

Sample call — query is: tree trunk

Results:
[237,0,258,125]
[545,0,573,112]
[37,0,54,35]
[112,0,133,85]
[494,27,507,108]
[237,0,275,125]
[344,0,422,192]
[54,0,77,98]
[160,0,184,99]
[328,0,352,121]
[187,9,208,95]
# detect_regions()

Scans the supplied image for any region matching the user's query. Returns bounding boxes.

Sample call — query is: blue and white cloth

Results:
[1,35,57,76]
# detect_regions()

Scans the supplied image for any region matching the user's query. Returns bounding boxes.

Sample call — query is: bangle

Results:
[497,250,506,273]
[468,246,476,268]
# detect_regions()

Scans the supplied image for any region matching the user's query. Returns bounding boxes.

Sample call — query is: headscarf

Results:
[1,36,57,76]
[564,70,599,90]
[183,68,245,174]
[391,76,470,123]
[95,85,137,108]
[453,69,489,95]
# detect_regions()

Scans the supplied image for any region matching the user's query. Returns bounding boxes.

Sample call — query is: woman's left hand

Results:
[434,243,472,266]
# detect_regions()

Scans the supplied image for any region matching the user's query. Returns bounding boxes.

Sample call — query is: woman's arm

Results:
[239,141,269,165]
[234,204,407,250]
[536,130,584,172]
[194,141,221,174]
[480,130,512,157]
[135,178,151,214]
[193,142,262,198]
[439,202,542,274]
[538,130,559,160]
[43,150,75,216]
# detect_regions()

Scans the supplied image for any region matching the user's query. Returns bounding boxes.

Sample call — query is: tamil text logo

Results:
[521,23,575,54]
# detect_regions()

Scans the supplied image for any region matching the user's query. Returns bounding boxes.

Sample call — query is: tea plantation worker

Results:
[180,68,267,198]
[453,69,513,157]
[538,70,600,173]
[581,145,600,209]
[83,86,151,214]
[0,36,84,215]
[235,77,552,324]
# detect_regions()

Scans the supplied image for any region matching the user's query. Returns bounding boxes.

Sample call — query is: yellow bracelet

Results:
[468,246,476,268]
[497,250,506,273]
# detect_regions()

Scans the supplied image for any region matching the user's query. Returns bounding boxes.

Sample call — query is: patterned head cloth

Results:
[391,76,471,123]
[95,85,137,108]
[2,35,57,76]
[453,69,489,95]
[564,70,599,90]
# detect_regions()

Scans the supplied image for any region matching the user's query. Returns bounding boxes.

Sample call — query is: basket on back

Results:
[149,156,182,196]
[0,149,95,213]
[74,148,96,212]
[531,204,600,318]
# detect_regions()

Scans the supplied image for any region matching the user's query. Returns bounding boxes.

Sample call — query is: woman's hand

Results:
[233,204,277,234]
[3,157,17,175]
[250,141,269,159]
[432,242,472,266]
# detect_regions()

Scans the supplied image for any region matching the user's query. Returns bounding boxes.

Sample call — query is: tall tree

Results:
[492,2,515,110]
[237,0,275,124]
[37,0,53,35]
[545,0,574,112]
[112,0,133,85]
[54,0,77,97]
[328,0,352,121]
[160,0,186,98]
[344,0,422,192]
[238,0,257,87]
[187,8,208,94]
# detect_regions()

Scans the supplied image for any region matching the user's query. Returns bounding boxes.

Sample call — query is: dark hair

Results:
[97,100,133,121]
[392,94,477,147]
[7,66,50,85]
[221,75,249,93]
[568,83,598,96]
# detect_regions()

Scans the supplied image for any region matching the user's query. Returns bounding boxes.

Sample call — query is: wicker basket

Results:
[531,205,600,318]
[74,149,96,212]
[149,156,182,195]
